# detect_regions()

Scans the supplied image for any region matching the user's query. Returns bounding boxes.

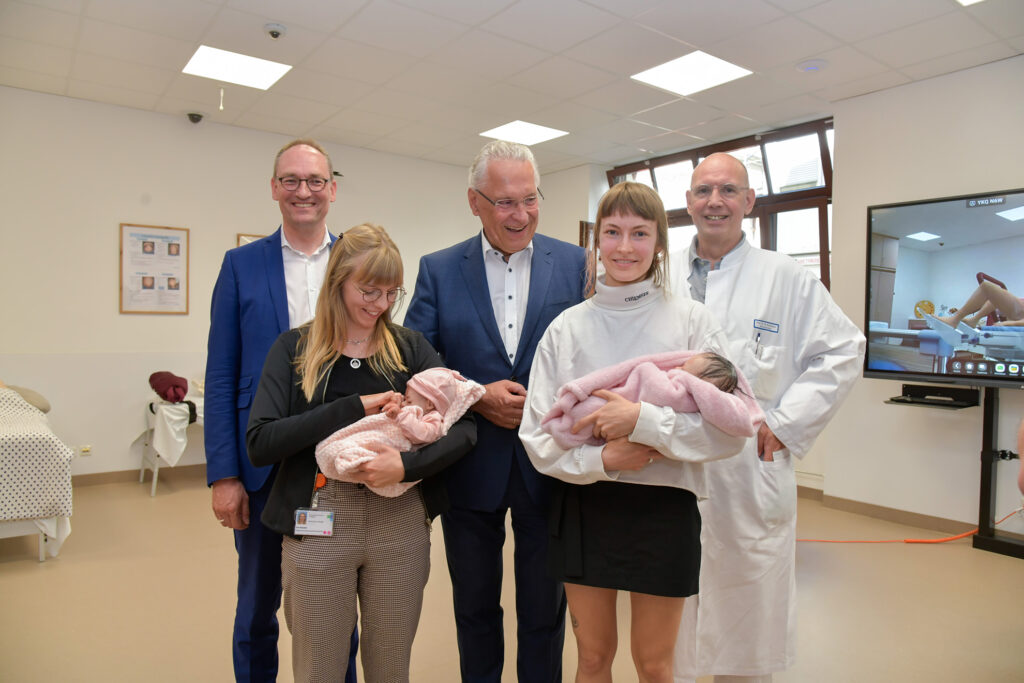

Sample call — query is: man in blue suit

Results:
[205,139,356,682]
[405,140,586,682]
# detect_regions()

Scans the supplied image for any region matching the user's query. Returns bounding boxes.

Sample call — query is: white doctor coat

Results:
[670,237,865,678]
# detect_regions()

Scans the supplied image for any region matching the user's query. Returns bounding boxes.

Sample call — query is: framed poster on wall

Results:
[119,223,189,314]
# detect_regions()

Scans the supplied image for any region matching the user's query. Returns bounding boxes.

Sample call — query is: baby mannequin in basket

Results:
[541,350,764,449]
[315,367,485,496]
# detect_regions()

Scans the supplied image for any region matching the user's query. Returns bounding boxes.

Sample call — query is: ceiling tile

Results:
[686,73,804,111]
[14,0,87,11]
[303,37,417,85]
[231,111,307,137]
[637,130,703,154]
[336,0,469,58]
[0,65,68,95]
[563,22,689,77]
[482,0,619,53]
[308,124,381,150]
[581,0,664,19]
[197,7,329,65]
[855,11,1000,69]
[325,107,416,137]
[70,53,177,94]
[814,70,911,102]
[468,82,559,116]
[733,94,832,127]
[798,0,952,43]
[385,62,491,106]
[586,117,671,145]
[681,115,763,143]
[573,77,679,117]
[366,136,445,159]
[0,1,79,47]
[224,0,366,33]
[529,101,618,134]
[0,37,73,77]
[899,42,1016,81]
[161,74,264,113]
[631,98,723,131]
[635,0,784,48]
[392,0,516,26]
[763,45,890,90]
[271,68,375,109]
[383,121,467,148]
[345,88,445,118]
[426,28,549,80]
[964,0,1024,40]
[505,55,617,99]
[247,91,341,125]
[709,16,842,71]
[77,18,195,70]
[84,0,218,42]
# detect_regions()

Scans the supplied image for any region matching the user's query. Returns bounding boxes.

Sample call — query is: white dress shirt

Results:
[481,232,533,365]
[281,228,332,328]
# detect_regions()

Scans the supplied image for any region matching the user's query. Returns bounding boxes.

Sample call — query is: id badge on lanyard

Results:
[294,472,333,536]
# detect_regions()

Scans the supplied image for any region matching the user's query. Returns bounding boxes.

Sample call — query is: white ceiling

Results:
[2,0,1022,173]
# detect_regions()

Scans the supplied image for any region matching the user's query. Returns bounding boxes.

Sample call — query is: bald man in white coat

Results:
[670,153,864,683]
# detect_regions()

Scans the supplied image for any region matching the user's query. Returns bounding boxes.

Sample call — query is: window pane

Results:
[825,128,834,170]
[708,146,767,197]
[615,168,653,188]
[652,160,693,211]
[765,133,824,194]
[775,207,821,277]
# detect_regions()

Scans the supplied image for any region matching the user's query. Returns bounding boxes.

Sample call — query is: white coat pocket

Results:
[757,451,797,528]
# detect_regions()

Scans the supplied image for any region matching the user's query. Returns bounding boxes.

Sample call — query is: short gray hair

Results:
[468,140,540,189]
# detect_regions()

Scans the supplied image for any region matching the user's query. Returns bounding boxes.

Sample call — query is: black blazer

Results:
[246,324,477,536]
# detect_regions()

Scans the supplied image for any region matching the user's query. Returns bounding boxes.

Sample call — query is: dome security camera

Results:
[187,112,203,124]
[265,23,287,40]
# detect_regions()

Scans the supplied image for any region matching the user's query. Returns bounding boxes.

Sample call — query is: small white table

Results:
[140,398,204,496]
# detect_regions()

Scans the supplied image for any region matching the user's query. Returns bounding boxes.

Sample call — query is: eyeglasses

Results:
[357,286,406,304]
[474,188,544,212]
[276,176,330,192]
[690,184,748,200]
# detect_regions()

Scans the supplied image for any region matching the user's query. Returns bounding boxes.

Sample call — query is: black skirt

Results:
[547,480,700,598]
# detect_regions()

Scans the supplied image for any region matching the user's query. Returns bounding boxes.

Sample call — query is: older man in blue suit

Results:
[204,139,356,682]
[405,140,586,682]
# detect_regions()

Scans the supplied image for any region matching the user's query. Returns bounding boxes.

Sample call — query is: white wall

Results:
[819,55,1024,534]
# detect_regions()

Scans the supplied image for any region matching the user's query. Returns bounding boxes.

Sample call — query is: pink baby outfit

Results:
[315,368,485,496]
[541,350,764,449]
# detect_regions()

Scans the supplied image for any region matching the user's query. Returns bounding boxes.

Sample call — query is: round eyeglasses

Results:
[277,176,330,192]
[474,188,544,212]
[357,286,406,304]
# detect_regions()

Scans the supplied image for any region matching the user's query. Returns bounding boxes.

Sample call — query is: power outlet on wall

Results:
[79,445,92,457]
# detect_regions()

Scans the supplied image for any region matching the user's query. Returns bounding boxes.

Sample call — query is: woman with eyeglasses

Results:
[246,223,477,682]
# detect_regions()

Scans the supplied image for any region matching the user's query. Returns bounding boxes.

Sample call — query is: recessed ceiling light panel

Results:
[997,206,1024,222]
[182,45,291,90]
[479,120,568,145]
[907,231,941,242]
[631,51,751,97]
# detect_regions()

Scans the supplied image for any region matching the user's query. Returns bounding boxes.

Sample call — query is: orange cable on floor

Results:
[797,508,1022,544]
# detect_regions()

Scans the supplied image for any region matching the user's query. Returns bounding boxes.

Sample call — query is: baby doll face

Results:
[404,385,435,412]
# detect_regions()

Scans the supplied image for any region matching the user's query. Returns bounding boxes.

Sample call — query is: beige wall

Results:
[819,55,1024,534]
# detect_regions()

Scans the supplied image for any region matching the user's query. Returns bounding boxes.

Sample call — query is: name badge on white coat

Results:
[294,508,333,536]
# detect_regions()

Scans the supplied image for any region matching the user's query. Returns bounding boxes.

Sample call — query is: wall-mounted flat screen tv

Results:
[865,187,1024,390]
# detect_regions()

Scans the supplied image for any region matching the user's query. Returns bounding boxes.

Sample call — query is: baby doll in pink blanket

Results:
[542,350,764,449]
[315,367,485,497]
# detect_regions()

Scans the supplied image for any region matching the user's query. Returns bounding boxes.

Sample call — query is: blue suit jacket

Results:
[204,228,336,491]
[404,233,586,511]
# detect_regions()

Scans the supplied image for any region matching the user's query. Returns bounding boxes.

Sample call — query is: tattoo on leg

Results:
[570,611,579,629]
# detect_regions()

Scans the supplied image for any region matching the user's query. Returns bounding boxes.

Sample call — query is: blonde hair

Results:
[296,224,407,401]
[586,182,670,296]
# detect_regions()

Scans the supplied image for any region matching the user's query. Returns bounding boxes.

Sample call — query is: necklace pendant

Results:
[350,358,361,369]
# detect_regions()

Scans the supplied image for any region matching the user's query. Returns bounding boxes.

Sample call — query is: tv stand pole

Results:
[973,387,1024,559]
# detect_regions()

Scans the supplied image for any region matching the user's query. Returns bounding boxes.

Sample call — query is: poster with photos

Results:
[120,223,189,314]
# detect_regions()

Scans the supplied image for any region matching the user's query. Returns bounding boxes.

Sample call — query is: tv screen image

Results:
[865,187,1024,390]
